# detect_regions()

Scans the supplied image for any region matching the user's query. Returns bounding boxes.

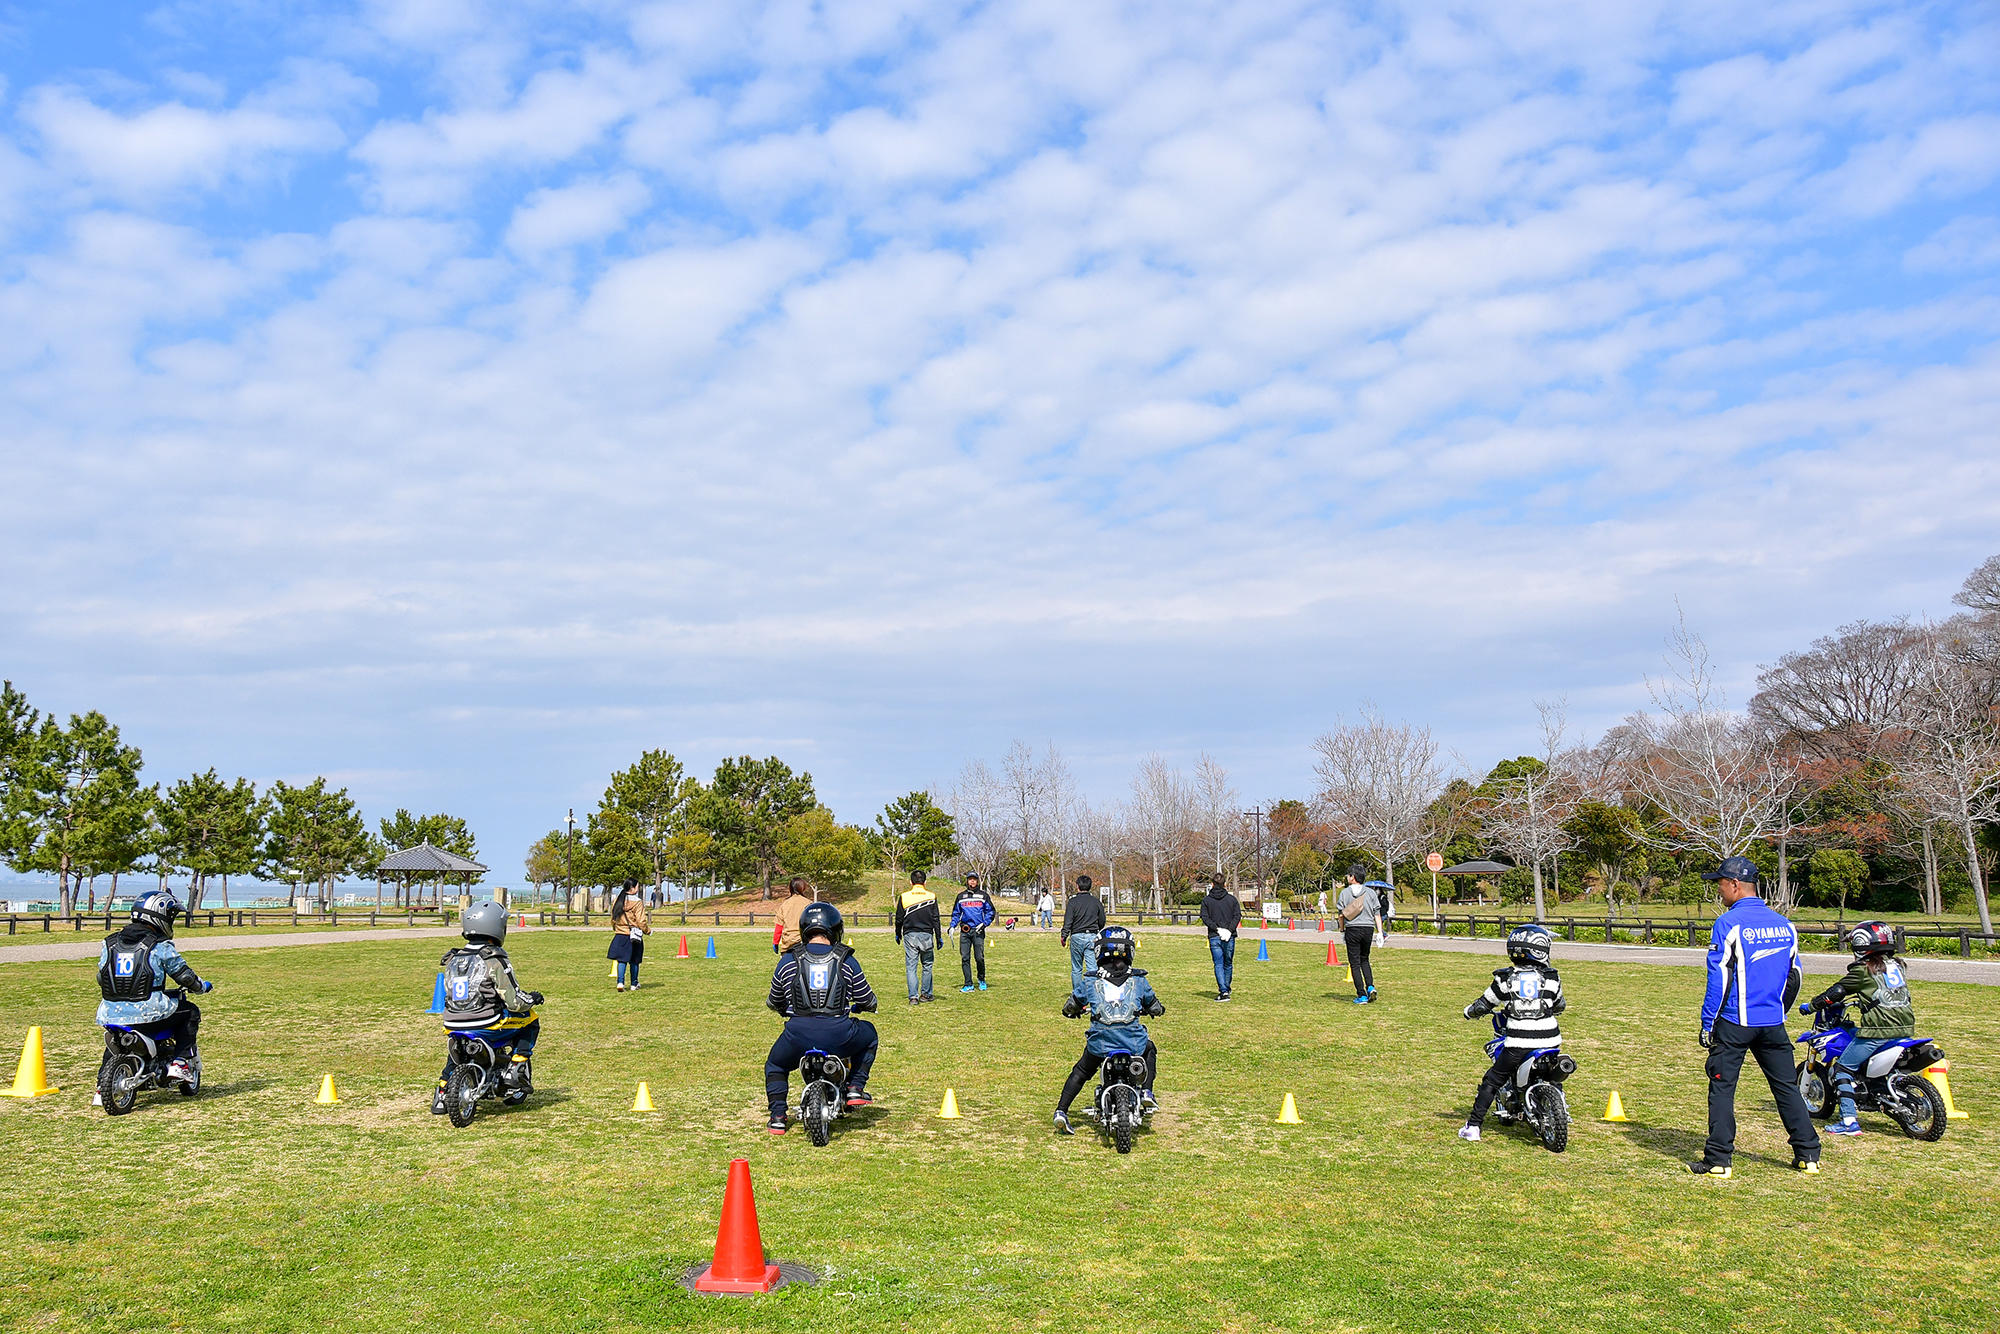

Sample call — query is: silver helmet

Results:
[461,900,509,942]
[1506,922,1554,966]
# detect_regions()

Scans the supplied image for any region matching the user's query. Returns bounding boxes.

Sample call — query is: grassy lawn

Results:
[2,930,1994,1333]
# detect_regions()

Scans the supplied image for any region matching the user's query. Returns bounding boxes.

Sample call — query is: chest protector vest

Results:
[1505,967,1551,1019]
[1094,973,1143,1025]
[788,945,853,1017]
[100,933,157,1002]
[441,945,502,1015]
[1876,961,1912,1010]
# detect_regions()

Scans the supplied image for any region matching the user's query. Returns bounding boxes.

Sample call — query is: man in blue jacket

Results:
[1691,857,1822,1177]
[951,874,997,992]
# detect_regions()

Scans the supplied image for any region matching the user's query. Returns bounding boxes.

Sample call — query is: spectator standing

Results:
[894,871,942,1004]
[1036,888,1056,929]
[607,879,651,992]
[951,874,997,991]
[773,877,814,954]
[1336,866,1379,1004]
[1200,874,1242,1001]
[1690,857,1822,1177]
[1060,874,1106,996]
[1317,888,1328,919]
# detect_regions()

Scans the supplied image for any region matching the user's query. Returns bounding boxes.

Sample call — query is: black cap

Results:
[1701,856,1762,885]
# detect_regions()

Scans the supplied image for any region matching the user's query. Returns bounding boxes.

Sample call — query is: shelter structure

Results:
[1438,859,1513,905]
[376,841,487,909]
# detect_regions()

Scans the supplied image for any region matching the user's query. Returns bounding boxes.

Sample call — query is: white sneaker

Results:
[1457,1126,1481,1142]
[167,1057,194,1083]
[93,1091,103,1107]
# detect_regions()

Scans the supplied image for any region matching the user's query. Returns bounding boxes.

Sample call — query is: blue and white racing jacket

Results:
[1702,895,1803,1030]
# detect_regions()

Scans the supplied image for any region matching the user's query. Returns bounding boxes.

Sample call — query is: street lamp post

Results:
[564,808,577,913]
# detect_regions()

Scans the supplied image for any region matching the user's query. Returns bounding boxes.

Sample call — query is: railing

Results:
[5,908,455,935]
[1245,912,1997,960]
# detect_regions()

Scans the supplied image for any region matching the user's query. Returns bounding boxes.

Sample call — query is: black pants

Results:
[960,930,986,984]
[1704,1018,1822,1165]
[1467,1048,1529,1126]
[1344,928,1374,996]
[1057,1042,1158,1113]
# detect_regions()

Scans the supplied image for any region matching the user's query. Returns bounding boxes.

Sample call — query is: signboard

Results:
[1426,852,1444,873]
[1261,902,1283,922]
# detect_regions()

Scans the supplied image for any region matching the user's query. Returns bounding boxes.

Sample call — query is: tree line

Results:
[521,750,962,903]
[936,554,2000,931]
[0,685,479,913]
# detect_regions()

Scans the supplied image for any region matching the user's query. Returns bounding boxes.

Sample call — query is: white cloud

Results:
[24,87,342,197]
[505,173,650,252]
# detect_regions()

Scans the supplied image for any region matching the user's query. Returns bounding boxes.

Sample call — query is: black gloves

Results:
[1143,1000,1166,1018]
[1463,998,1493,1020]
[1698,1028,1713,1050]
[1061,995,1086,1019]
[525,991,545,1006]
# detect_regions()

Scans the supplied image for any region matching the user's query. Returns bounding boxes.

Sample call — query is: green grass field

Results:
[3,930,1995,1333]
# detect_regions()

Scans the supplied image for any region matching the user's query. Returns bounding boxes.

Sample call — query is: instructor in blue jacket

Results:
[1691,856,1822,1177]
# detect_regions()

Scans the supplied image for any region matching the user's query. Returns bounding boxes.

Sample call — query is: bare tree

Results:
[948,760,1010,891]
[1749,619,1925,762]
[999,740,1049,894]
[1482,700,1582,920]
[1130,754,1191,912]
[1311,706,1445,895]
[1624,616,1795,890]
[1893,628,2000,936]
[1081,799,1127,910]
[1192,753,1239,877]
[1038,742,1079,899]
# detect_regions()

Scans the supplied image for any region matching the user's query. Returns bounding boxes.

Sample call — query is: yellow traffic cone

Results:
[1602,1090,1630,1122]
[632,1082,656,1112]
[314,1073,340,1105]
[2,1026,59,1098]
[1276,1092,1302,1124]
[938,1088,962,1119]
[1926,1064,1970,1120]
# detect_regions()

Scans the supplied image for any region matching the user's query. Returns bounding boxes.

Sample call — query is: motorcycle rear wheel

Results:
[1886,1074,1947,1143]
[1796,1062,1834,1120]
[98,1056,141,1116]
[1106,1086,1137,1154]
[446,1064,483,1128]
[802,1086,833,1147]
[1528,1082,1569,1153]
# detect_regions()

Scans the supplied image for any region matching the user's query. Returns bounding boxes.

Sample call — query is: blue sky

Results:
[3,0,1997,880]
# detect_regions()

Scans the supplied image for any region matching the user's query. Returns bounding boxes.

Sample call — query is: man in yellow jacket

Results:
[894,871,943,1003]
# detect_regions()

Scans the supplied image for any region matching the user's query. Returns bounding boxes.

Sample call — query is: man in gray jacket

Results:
[1336,866,1378,1004]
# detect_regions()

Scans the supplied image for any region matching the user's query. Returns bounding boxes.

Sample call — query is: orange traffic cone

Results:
[676,935,690,959]
[1325,940,1341,967]
[692,1158,783,1293]
[1318,918,1327,932]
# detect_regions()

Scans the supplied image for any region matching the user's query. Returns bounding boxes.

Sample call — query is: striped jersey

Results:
[1476,964,1564,1050]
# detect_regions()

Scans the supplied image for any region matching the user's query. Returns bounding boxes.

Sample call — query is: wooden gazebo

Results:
[376,841,487,908]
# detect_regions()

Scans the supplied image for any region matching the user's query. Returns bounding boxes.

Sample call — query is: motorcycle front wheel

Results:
[446,1064,483,1128]
[1886,1074,1947,1143]
[1528,1082,1569,1153]
[1796,1062,1834,1120]
[98,1055,142,1116]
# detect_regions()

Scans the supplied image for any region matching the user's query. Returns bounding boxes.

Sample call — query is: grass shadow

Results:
[201,1076,278,1097]
[1615,1120,1792,1170]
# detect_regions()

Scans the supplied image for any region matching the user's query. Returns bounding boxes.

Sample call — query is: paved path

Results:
[6,921,1996,986]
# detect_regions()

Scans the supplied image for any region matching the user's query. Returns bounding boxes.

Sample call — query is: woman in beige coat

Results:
[608,879,652,991]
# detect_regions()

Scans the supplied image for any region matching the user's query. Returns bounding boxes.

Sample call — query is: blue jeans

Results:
[1209,935,1235,995]
[616,958,640,986]
[1834,1037,1887,1122]
[903,932,935,999]
[1069,933,1099,995]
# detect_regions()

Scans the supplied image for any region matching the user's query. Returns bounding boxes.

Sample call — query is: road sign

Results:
[1425,852,1444,873]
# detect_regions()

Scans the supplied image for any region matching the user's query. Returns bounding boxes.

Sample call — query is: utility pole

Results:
[1244,808,1266,904]
[564,808,577,912]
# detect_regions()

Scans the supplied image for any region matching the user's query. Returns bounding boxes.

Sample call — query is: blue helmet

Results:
[131,890,184,938]
[1506,922,1553,966]
[1097,925,1135,972]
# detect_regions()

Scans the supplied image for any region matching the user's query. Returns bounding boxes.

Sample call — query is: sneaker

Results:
[1352,995,1371,1005]
[1215,992,1229,1003]
[1053,1110,1074,1135]
[92,1091,103,1107]
[1457,1126,1481,1142]
[1140,1089,1158,1112]
[166,1057,194,1084]
[844,1089,873,1108]
[767,1112,789,1135]
[920,994,935,1003]
[1792,1157,1821,1174]
[1826,1119,1862,1136]
[1367,986,1378,999]
[909,997,921,1006]
[616,983,625,992]
[977,981,988,991]
[961,984,977,993]
[1688,1160,1732,1178]
[430,1085,448,1115]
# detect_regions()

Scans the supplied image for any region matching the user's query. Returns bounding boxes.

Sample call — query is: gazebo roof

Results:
[377,841,487,875]
[1439,859,1513,875]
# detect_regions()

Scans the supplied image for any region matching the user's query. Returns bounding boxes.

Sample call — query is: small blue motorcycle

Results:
[1794,1000,1948,1141]
[97,991,200,1115]
[1484,1023,1576,1153]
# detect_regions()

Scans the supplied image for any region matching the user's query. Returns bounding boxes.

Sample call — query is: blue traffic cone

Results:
[426,973,448,1013]
[1257,937,1270,961]
[705,936,717,959]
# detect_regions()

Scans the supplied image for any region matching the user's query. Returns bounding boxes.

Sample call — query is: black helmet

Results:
[1847,920,1894,959]
[1097,925,1135,972]
[798,902,844,946]
[130,890,184,938]
[1505,922,1553,967]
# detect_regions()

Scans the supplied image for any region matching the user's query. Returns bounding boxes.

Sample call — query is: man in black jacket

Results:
[893,871,942,1004]
[1199,874,1242,1001]
[1061,874,1106,995]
